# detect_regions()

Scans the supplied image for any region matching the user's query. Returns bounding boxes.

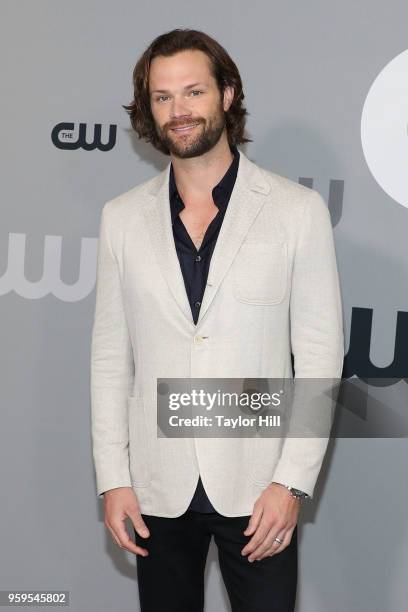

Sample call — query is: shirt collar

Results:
[169,145,240,225]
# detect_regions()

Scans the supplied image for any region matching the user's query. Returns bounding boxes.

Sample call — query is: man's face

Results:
[149,49,233,158]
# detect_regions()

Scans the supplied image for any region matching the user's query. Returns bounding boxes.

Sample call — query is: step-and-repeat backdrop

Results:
[2,2,407,611]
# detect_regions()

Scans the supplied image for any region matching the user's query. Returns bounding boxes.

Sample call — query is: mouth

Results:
[170,123,200,133]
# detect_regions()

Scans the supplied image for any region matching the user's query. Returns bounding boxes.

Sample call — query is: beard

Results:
[156,100,227,159]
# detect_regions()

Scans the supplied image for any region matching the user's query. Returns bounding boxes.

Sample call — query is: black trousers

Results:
[134,509,298,612]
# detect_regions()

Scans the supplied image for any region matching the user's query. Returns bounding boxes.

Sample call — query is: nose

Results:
[169,95,193,120]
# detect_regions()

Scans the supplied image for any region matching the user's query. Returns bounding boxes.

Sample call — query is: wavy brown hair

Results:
[122,28,253,155]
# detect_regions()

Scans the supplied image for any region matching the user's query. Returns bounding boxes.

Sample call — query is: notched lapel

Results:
[141,164,194,327]
[141,149,272,328]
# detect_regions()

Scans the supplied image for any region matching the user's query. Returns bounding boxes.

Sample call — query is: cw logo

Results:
[343,307,408,380]
[51,122,117,151]
[361,48,408,209]
[0,233,97,300]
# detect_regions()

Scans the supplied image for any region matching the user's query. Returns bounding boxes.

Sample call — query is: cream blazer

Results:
[90,148,344,517]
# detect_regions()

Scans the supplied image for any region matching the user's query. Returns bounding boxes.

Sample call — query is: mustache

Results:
[167,120,204,130]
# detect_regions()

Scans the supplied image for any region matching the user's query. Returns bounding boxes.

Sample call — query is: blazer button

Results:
[193,335,204,344]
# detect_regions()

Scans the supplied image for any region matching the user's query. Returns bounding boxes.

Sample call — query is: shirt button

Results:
[195,255,201,261]
[194,301,201,308]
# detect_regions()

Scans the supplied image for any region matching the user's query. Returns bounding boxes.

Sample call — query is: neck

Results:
[171,138,234,201]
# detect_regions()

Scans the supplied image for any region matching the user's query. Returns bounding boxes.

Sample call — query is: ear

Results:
[223,85,235,112]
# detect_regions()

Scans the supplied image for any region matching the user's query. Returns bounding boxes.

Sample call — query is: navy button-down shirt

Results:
[169,144,240,512]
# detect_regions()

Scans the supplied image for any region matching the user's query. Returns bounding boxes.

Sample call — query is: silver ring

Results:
[274,537,283,544]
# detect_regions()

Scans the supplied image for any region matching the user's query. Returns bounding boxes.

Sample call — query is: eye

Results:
[190,90,203,96]
[156,95,169,102]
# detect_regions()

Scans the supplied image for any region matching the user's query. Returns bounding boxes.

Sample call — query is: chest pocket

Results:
[232,242,288,305]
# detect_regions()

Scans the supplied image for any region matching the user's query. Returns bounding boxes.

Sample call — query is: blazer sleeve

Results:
[90,201,134,497]
[271,188,345,498]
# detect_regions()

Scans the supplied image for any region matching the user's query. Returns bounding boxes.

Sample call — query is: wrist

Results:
[270,481,310,501]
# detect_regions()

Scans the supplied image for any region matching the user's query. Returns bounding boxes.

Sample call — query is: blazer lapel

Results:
[141,148,271,328]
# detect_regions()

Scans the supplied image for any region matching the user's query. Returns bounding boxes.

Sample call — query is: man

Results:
[90,28,344,612]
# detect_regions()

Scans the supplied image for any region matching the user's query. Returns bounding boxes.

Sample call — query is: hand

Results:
[240,482,301,562]
[103,487,150,556]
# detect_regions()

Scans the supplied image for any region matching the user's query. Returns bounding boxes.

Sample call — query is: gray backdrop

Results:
[1,1,407,611]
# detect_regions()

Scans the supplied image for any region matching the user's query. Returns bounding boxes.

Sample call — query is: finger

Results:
[109,518,149,556]
[127,507,150,539]
[105,523,122,548]
[109,526,149,556]
[268,525,295,558]
[106,522,148,555]
[242,514,276,557]
[248,527,286,562]
[243,502,263,536]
